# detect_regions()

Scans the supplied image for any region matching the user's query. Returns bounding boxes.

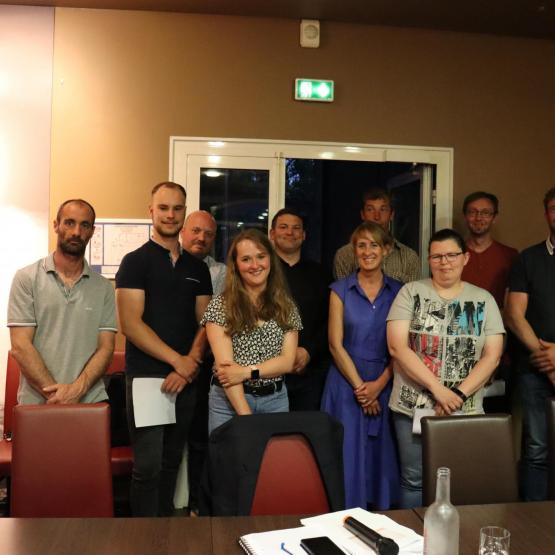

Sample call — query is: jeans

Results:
[519,369,555,501]
[392,411,423,509]
[126,376,197,516]
[208,382,289,435]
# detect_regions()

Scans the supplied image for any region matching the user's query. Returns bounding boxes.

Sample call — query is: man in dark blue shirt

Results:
[506,186,555,501]
[116,182,212,516]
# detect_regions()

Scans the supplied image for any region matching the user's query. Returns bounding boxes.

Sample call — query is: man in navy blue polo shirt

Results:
[506,186,555,501]
[116,182,212,517]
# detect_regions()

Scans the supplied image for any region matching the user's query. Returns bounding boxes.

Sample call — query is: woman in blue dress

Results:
[321,221,402,509]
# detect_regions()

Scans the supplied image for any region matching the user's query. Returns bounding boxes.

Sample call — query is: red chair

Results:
[11,403,113,517]
[250,434,330,515]
[0,353,20,477]
[2,351,133,478]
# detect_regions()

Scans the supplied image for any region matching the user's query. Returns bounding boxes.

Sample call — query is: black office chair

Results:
[199,411,345,516]
[547,398,555,500]
[422,413,518,506]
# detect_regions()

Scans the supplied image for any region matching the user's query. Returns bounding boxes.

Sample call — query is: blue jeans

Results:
[208,382,289,435]
[519,369,555,501]
[392,411,423,508]
[126,376,197,516]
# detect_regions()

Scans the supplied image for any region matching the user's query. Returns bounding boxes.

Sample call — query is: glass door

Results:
[185,155,278,261]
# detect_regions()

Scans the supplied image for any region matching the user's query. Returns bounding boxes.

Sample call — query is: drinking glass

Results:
[479,526,510,555]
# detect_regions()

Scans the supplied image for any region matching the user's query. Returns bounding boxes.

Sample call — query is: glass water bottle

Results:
[423,467,460,555]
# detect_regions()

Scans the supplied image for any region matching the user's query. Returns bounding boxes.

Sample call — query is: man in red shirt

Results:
[461,191,518,310]
[461,191,518,412]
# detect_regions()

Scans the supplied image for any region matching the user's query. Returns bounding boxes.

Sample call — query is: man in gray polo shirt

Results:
[8,199,117,404]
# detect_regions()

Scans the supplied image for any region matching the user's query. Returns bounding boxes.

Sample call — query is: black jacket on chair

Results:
[199,411,345,516]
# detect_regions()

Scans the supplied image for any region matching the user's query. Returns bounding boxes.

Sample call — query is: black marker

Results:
[343,516,399,555]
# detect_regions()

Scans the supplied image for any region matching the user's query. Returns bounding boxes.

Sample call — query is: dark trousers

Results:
[126,376,197,517]
[187,364,211,511]
[519,369,555,501]
[286,366,327,411]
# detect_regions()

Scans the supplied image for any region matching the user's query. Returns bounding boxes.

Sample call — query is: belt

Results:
[212,376,283,397]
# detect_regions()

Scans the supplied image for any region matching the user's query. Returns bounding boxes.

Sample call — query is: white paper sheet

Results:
[132,378,176,428]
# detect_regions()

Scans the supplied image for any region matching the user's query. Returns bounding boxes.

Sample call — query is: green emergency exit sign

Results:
[294,78,334,102]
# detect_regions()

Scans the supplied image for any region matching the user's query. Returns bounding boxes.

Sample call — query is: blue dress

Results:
[321,272,402,509]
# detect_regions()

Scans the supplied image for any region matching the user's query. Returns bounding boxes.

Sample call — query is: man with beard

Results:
[8,199,117,405]
[116,182,212,517]
[461,191,518,309]
[180,210,226,295]
[506,187,555,501]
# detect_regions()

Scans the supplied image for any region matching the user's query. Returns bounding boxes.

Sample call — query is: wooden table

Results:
[0,517,211,555]
[415,501,555,555]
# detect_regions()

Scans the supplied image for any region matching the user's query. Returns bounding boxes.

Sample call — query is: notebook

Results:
[238,525,347,555]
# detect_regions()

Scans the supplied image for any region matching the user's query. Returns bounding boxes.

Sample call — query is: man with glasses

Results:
[506,187,555,501]
[461,191,518,310]
[333,188,420,283]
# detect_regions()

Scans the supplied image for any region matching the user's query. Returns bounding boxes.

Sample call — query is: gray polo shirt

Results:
[7,254,117,404]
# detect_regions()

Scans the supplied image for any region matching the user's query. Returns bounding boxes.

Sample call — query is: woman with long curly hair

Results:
[201,228,302,433]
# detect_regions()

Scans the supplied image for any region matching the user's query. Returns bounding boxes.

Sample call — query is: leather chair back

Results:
[11,403,113,517]
[4,352,21,439]
[250,433,329,515]
[547,398,555,500]
[422,413,518,506]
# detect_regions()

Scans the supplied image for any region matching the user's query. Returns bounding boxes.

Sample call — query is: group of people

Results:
[7,181,555,517]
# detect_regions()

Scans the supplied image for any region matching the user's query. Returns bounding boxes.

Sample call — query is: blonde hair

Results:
[351,221,393,249]
[223,229,296,336]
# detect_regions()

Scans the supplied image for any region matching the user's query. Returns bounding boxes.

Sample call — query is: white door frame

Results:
[170,136,453,230]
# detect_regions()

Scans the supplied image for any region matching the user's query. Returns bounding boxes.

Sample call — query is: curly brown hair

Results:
[222,228,296,336]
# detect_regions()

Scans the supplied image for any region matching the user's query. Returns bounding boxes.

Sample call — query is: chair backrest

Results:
[4,352,21,439]
[4,351,125,439]
[11,403,113,517]
[250,433,330,515]
[200,411,344,516]
[547,398,555,500]
[422,413,518,506]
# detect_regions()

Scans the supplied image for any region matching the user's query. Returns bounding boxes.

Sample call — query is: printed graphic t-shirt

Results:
[386,279,505,417]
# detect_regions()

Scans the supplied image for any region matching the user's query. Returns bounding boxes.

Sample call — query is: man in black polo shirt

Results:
[116,182,212,516]
[506,186,555,501]
[269,208,330,410]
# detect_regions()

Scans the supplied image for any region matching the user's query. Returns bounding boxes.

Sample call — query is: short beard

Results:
[59,239,87,257]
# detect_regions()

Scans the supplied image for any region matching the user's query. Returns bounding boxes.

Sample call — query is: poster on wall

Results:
[86,218,153,279]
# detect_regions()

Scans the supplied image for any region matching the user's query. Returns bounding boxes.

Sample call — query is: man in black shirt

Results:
[506,187,555,501]
[116,182,212,516]
[270,208,330,410]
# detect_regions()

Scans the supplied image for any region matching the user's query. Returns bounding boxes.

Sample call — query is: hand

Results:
[215,360,248,387]
[363,400,381,416]
[43,382,84,404]
[161,371,187,394]
[353,380,383,407]
[292,347,310,374]
[430,383,464,415]
[172,354,201,382]
[530,340,555,373]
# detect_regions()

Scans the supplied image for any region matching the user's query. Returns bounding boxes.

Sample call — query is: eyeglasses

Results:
[429,252,463,263]
[466,209,495,218]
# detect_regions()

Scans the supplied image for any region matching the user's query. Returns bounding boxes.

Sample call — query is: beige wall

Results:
[0,6,53,399]
[50,8,555,250]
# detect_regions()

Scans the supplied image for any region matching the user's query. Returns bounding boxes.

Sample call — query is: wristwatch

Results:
[249,366,260,380]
